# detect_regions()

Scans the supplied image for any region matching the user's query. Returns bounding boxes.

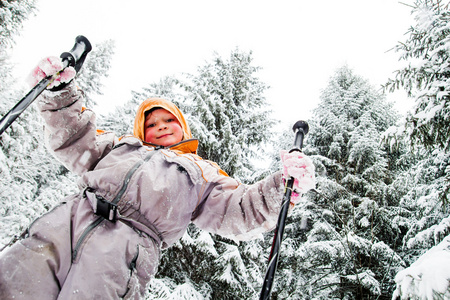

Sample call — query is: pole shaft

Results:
[259,121,308,299]
[259,178,294,299]
[0,77,51,136]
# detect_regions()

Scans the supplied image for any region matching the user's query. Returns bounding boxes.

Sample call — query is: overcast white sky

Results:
[9,0,416,127]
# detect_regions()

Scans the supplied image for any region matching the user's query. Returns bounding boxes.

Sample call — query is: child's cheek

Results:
[144,128,155,143]
[174,124,184,142]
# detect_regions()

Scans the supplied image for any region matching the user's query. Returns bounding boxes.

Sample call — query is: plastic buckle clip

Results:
[95,196,117,222]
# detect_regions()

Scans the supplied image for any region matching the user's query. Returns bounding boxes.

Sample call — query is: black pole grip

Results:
[259,120,309,300]
[290,120,309,153]
[49,36,92,92]
[60,35,92,72]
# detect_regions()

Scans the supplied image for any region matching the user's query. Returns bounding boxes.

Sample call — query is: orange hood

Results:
[133,98,198,154]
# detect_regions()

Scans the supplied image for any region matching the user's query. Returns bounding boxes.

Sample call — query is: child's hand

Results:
[26,56,76,90]
[280,150,315,204]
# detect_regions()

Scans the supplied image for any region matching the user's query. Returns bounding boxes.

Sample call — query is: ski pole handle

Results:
[259,120,309,300]
[0,36,92,136]
[60,35,92,72]
[290,120,309,153]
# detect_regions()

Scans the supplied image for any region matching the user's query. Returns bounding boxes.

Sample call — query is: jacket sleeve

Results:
[37,83,118,176]
[191,166,285,242]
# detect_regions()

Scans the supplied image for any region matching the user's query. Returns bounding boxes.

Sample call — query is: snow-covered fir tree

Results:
[384,0,450,298]
[0,0,36,49]
[385,0,450,153]
[384,0,450,203]
[265,65,404,299]
[177,49,276,181]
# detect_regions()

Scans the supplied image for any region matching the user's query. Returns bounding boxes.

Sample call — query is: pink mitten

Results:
[280,150,315,204]
[26,56,76,90]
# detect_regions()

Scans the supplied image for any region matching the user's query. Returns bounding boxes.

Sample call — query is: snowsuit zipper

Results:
[111,149,158,206]
[71,150,159,262]
[72,216,104,262]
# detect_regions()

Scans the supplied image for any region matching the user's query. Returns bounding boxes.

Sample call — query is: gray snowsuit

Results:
[0,84,284,299]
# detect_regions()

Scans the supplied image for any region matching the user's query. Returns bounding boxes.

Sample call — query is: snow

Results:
[166,283,206,300]
[407,215,450,250]
[393,235,450,300]
[413,102,444,123]
[345,270,381,296]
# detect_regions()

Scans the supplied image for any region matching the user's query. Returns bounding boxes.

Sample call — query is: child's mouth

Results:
[158,134,171,139]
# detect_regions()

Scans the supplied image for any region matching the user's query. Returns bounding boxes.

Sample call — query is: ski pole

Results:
[259,120,309,300]
[0,35,92,137]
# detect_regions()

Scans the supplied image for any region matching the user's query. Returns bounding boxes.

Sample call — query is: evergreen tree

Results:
[384,0,450,153]
[383,0,450,254]
[383,1,450,297]
[179,49,276,181]
[384,0,450,203]
[266,66,404,299]
[0,0,36,49]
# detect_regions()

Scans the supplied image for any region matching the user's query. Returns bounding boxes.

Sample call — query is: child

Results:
[0,56,315,299]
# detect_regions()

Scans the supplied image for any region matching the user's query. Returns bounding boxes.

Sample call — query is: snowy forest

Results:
[1,0,450,299]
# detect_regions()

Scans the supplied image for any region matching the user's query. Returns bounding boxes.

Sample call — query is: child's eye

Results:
[167,118,175,123]
[147,123,155,128]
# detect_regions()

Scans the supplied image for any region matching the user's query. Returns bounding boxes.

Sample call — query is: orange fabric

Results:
[134,98,192,144]
[169,139,199,154]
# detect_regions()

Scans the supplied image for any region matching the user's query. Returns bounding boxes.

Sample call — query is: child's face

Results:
[144,108,183,146]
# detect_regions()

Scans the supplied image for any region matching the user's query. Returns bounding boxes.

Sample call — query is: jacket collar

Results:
[143,138,199,154]
[117,135,199,155]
